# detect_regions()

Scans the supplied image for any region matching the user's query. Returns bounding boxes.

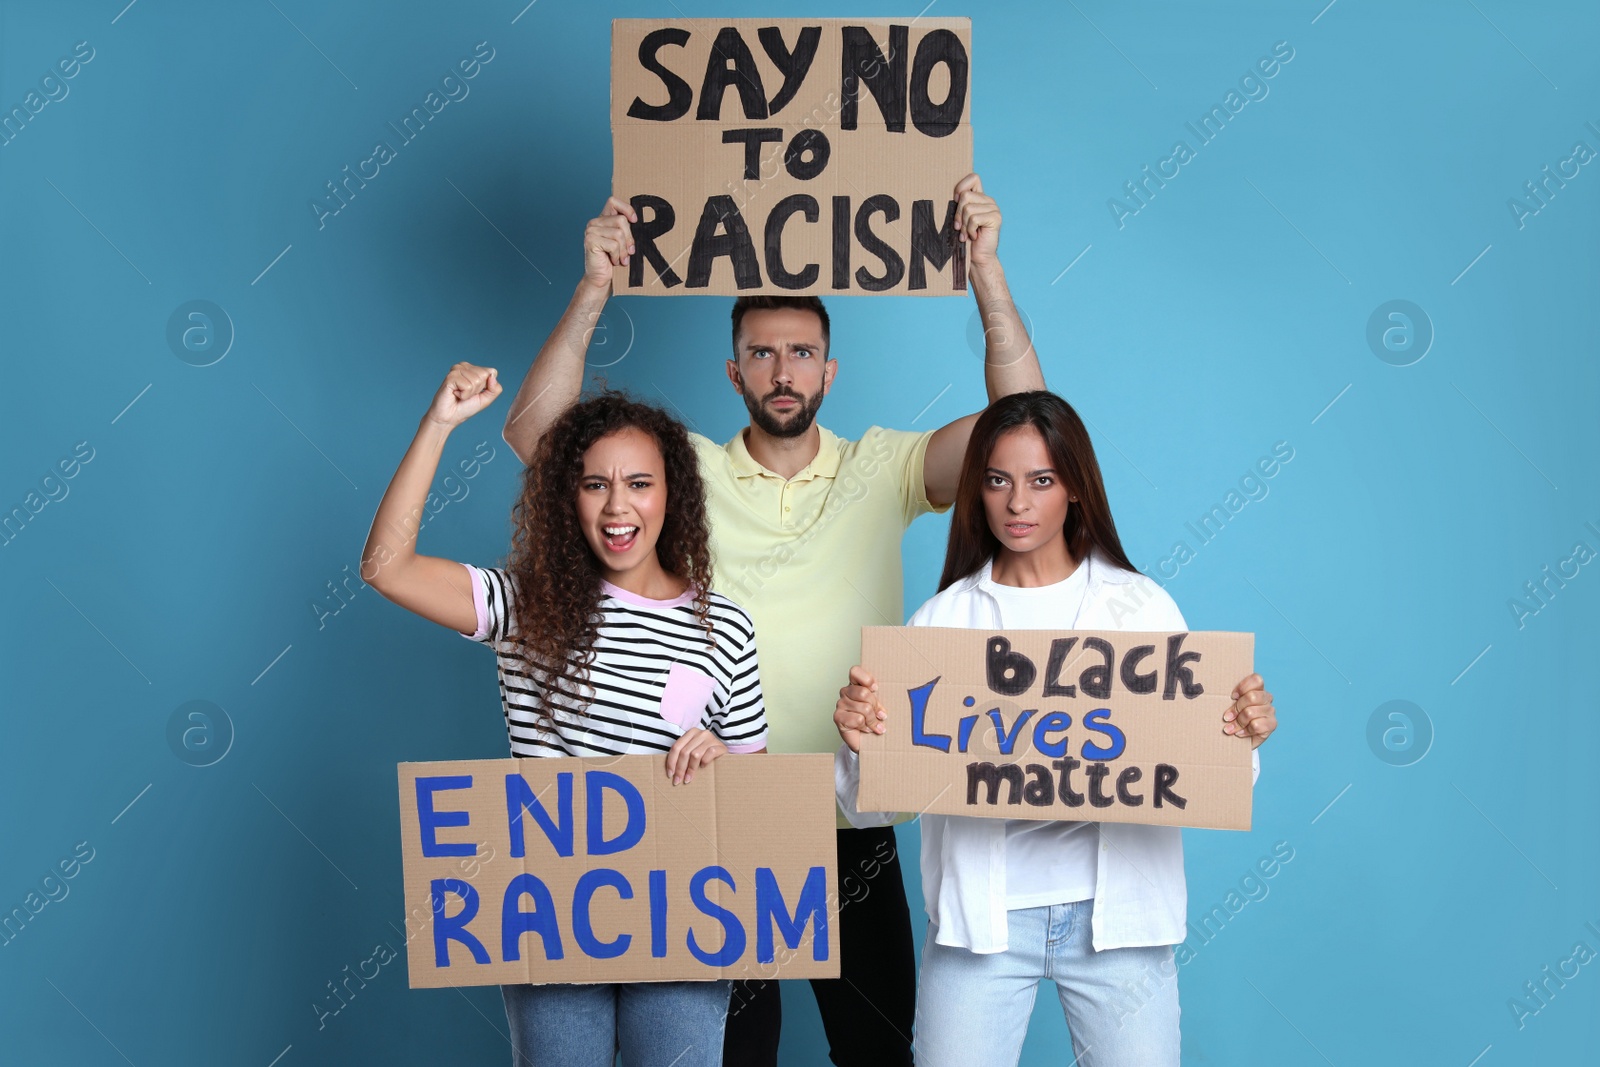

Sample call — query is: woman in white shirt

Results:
[833,390,1277,1067]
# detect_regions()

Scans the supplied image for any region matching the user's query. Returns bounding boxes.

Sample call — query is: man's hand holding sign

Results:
[838,630,1276,829]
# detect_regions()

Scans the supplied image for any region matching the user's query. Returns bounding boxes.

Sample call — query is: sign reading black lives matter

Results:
[611,19,973,296]
[858,627,1257,831]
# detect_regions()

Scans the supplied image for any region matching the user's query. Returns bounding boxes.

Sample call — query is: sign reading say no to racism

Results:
[611,19,974,296]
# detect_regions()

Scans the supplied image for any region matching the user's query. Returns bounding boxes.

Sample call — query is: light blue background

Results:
[2,1,1596,1064]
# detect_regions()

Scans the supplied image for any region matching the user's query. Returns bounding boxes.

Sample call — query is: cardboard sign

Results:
[857,628,1256,831]
[611,18,973,296]
[396,754,839,988]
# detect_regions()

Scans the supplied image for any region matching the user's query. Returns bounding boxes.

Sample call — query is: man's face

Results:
[727,308,837,438]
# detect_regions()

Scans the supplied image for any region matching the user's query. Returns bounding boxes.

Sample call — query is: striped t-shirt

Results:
[457,563,768,758]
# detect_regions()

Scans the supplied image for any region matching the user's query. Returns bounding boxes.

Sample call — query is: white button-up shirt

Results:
[836,552,1260,954]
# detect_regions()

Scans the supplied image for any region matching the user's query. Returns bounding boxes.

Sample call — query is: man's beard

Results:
[742,382,825,438]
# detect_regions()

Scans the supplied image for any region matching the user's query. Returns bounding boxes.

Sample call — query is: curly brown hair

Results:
[504,392,715,715]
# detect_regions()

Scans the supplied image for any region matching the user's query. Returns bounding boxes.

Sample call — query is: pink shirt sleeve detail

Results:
[723,739,767,754]
[457,562,490,641]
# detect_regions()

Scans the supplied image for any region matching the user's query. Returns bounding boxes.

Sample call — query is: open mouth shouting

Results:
[602,523,641,552]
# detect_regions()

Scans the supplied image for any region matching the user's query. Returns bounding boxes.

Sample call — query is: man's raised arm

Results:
[501,198,638,465]
[923,173,1046,507]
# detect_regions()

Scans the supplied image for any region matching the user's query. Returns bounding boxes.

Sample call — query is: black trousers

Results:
[722,825,917,1067]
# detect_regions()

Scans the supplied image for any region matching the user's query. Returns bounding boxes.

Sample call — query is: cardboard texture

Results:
[611,19,973,296]
[397,754,839,988]
[857,628,1256,831]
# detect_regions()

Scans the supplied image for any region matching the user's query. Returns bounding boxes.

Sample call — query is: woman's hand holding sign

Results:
[835,666,887,754]
[664,728,728,785]
[1225,674,1277,748]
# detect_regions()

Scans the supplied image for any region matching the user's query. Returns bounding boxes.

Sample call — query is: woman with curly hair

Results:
[363,362,767,1067]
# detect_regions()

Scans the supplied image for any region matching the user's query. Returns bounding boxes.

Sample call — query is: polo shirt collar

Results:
[726,424,843,481]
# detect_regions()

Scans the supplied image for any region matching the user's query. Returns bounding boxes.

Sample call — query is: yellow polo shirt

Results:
[691,425,947,764]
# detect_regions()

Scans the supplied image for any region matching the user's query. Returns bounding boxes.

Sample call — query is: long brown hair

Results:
[505,392,715,712]
[938,390,1137,591]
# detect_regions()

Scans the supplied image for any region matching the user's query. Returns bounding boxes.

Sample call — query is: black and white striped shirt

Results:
[458,563,768,758]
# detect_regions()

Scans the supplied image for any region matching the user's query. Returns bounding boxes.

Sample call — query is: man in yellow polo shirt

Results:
[502,173,1044,1067]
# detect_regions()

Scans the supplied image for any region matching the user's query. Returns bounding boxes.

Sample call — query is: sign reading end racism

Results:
[397,755,839,988]
[611,18,973,296]
[857,628,1256,831]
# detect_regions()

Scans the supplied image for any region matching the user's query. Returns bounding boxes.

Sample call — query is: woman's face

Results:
[575,427,669,582]
[982,425,1073,558]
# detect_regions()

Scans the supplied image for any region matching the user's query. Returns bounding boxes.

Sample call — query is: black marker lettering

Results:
[626,29,693,121]
[627,195,682,288]
[764,194,820,289]
[722,128,783,180]
[840,25,907,132]
[908,29,968,137]
[757,25,821,113]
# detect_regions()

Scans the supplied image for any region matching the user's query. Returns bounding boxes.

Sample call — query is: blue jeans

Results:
[913,900,1180,1067]
[501,979,731,1067]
